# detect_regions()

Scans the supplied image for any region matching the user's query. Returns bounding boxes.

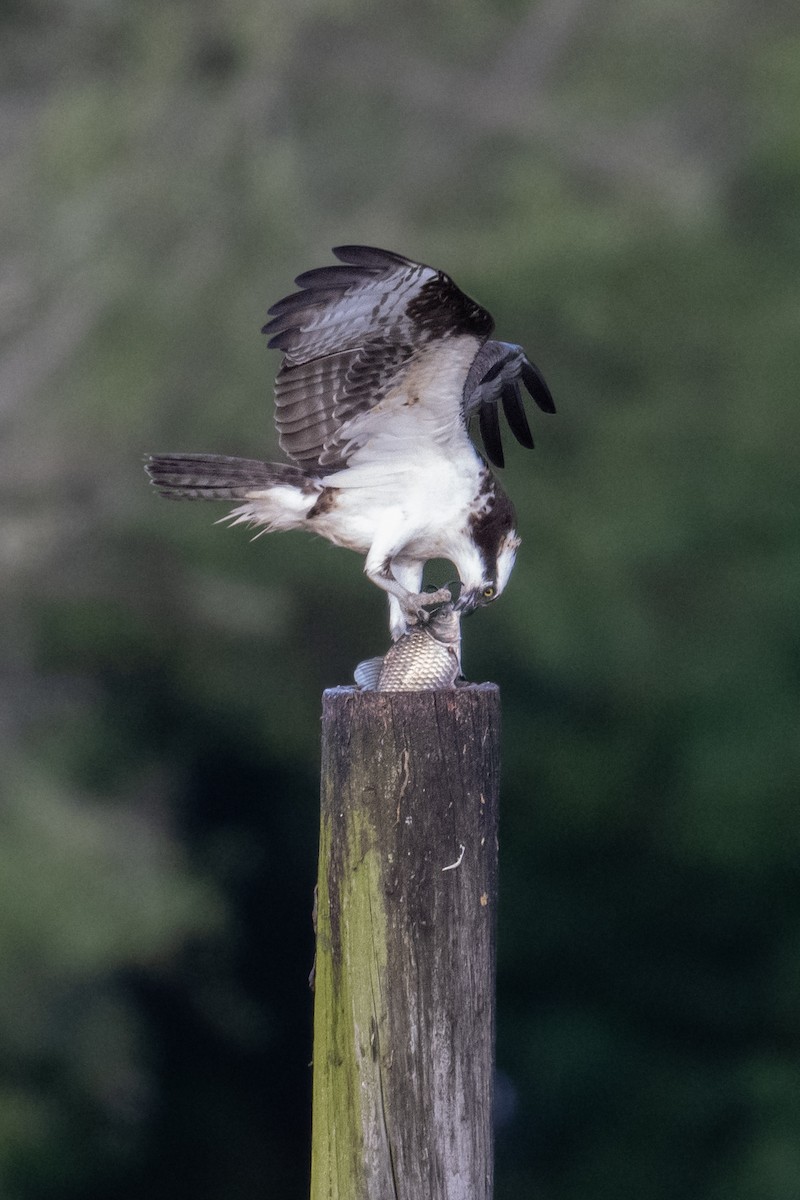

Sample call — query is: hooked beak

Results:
[454,587,481,615]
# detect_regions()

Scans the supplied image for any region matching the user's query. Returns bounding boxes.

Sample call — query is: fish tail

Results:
[354,656,384,690]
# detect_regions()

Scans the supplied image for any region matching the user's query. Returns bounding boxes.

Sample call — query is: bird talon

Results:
[425,586,453,608]
[403,587,452,627]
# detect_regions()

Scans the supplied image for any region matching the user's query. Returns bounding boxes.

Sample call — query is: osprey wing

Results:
[463,340,556,469]
[262,246,494,471]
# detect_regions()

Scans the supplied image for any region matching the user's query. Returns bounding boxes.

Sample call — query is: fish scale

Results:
[354,604,462,692]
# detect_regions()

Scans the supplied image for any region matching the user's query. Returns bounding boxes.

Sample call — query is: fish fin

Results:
[354,656,384,690]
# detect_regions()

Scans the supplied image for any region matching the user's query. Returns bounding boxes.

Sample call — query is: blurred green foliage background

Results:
[2,0,799,1196]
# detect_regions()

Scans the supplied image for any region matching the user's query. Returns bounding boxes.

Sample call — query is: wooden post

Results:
[310,684,500,1200]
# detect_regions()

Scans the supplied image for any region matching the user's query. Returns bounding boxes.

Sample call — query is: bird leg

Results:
[365,550,451,640]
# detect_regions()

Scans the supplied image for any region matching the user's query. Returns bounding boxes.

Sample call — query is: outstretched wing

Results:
[262,246,494,471]
[463,340,556,469]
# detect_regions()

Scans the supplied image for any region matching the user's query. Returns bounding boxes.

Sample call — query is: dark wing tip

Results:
[263,327,294,350]
[331,245,415,269]
[478,401,505,469]
[265,289,323,319]
[293,264,381,289]
[520,359,556,414]
[464,341,556,462]
[501,382,535,450]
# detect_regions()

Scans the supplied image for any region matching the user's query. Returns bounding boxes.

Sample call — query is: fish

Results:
[354,603,462,692]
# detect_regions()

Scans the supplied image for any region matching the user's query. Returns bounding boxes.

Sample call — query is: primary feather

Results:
[263,245,495,471]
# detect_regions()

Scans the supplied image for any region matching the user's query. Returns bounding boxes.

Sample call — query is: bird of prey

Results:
[147,246,554,640]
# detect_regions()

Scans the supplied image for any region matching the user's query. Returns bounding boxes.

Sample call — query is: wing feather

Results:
[478,398,505,469]
[463,340,556,468]
[332,245,415,270]
[501,381,534,450]
[262,246,495,471]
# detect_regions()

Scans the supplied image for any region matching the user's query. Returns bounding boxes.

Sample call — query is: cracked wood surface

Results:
[311,684,500,1200]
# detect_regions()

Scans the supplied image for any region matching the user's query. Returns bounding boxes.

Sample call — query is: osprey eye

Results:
[482,585,495,599]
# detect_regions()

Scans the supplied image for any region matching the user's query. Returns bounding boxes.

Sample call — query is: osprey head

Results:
[456,483,520,615]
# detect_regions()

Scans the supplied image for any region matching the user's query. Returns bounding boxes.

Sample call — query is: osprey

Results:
[147,246,554,640]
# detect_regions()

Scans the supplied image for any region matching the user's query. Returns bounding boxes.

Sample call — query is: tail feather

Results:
[145,453,309,500]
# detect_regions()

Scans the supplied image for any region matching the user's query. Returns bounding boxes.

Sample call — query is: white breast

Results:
[312,438,484,560]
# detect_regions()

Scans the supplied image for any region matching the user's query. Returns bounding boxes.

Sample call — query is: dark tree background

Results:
[2,1,799,1197]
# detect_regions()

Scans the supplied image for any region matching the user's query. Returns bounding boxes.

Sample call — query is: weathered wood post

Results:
[310,683,500,1200]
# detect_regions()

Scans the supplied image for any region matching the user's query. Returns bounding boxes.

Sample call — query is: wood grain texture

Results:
[311,684,500,1200]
